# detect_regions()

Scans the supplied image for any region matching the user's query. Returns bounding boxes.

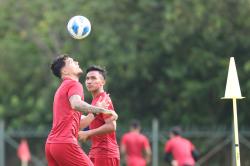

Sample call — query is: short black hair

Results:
[51,55,69,78]
[170,126,182,136]
[86,65,107,80]
[130,119,140,129]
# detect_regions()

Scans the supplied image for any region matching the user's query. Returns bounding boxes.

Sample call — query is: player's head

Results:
[51,54,83,79]
[130,119,141,131]
[169,126,182,137]
[85,65,106,92]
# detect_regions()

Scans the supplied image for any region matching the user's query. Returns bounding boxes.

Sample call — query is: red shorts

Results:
[45,143,93,166]
[90,157,120,166]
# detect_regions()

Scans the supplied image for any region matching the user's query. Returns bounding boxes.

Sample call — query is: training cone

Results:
[222,57,244,99]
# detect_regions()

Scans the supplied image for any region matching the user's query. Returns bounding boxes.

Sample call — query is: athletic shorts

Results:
[45,143,93,166]
[90,157,120,166]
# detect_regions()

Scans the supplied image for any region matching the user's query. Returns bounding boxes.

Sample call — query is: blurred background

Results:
[1,0,250,165]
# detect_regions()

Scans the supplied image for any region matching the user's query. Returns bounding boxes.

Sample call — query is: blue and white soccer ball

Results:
[67,15,91,39]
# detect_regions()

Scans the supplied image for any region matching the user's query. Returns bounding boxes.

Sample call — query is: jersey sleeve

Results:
[121,135,127,145]
[190,141,195,151]
[164,140,172,153]
[67,81,84,99]
[143,136,150,149]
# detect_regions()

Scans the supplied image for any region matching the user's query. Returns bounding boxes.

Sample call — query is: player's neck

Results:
[92,88,105,98]
[131,129,140,133]
[62,75,79,81]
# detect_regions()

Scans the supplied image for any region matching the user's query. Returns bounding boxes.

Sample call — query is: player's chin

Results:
[87,87,98,93]
[77,70,83,76]
[86,87,95,92]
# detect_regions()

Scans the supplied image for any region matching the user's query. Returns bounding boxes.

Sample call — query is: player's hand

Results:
[171,160,178,166]
[105,110,118,120]
[78,131,90,142]
[145,156,151,165]
[105,111,118,122]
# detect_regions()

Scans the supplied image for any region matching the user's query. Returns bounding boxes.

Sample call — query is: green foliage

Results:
[1,0,250,130]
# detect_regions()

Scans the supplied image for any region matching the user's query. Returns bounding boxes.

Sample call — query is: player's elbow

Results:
[70,100,83,111]
[110,123,117,131]
[146,149,152,157]
[70,102,78,110]
[108,122,116,132]
[105,120,117,131]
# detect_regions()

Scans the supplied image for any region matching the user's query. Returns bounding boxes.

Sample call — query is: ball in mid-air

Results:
[67,15,91,39]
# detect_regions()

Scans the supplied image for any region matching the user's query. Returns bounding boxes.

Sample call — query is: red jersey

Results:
[164,136,195,166]
[121,131,150,166]
[88,92,120,158]
[46,77,83,145]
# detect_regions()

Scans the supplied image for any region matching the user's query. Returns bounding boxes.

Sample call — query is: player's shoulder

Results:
[64,79,82,87]
[103,91,112,99]
[167,137,175,144]
[140,133,149,140]
[123,132,131,137]
[62,80,83,94]
[142,133,148,138]
[181,136,191,142]
[121,133,129,140]
[103,92,114,104]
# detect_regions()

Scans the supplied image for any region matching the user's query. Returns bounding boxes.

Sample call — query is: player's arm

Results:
[164,152,178,166]
[88,119,116,134]
[80,114,95,129]
[142,137,151,164]
[164,152,172,163]
[145,146,151,164]
[190,142,199,161]
[120,134,127,161]
[192,149,199,161]
[120,136,127,162]
[145,145,152,164]
[78,117,117,142]
[164,142,173,163]
[69,95,118,119]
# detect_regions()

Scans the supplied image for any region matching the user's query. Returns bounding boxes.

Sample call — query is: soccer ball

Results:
[67,15,91,39]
